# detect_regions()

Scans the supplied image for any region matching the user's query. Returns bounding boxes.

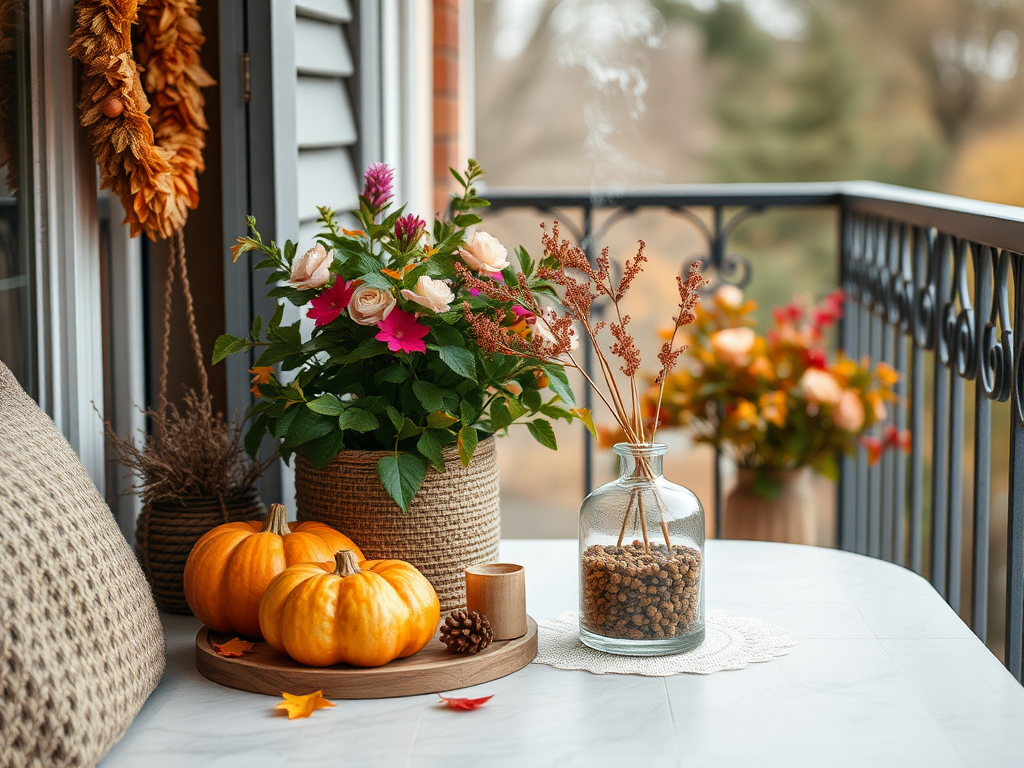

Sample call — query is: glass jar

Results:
[579,442,705,655]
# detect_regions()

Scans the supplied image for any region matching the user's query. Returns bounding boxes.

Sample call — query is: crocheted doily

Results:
[534,611,794,676]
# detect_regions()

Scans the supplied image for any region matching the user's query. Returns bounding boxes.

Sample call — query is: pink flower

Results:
[375,308,430,354]
[511,305,533,319]
[395,214,426,249]
[363,163,394,210]
[307,280,354,327]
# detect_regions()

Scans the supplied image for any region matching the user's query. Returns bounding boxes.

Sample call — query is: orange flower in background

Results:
[749,356,774,380]
[249,366,274,396]
[342,227,365,237]
[645,286,903,474]
[730,400,761,430]
[876,362,899,387]
[597,423,627,449]
[759,391,788,429]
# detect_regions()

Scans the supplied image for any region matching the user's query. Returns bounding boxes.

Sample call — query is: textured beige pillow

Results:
[0,361,165,767]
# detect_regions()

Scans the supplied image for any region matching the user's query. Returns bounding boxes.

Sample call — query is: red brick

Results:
[433,52,458,95]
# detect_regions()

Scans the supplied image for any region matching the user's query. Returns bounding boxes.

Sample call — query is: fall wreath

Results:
[70,0,215,241]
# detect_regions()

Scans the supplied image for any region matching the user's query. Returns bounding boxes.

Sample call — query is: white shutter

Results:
[294,0,360,234]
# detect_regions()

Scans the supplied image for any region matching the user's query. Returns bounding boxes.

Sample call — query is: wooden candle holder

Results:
[465,563,527,640]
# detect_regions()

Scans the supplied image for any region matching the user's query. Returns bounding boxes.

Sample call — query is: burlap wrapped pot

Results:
[136,490,264,613]
[295,436,501,613]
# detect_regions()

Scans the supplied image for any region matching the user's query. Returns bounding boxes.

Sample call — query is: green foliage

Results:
[213,160,585,510]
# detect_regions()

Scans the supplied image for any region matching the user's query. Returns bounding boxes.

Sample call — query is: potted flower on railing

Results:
[646,285,908,545]
[214,161,588,611]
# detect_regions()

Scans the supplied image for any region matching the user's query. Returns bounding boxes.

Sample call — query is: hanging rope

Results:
[156,228,211,422]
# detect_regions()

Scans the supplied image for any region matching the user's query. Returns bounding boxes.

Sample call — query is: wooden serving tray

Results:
[195,616,538,699]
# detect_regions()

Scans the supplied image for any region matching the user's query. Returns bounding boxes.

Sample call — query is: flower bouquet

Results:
[648,285,908,498]
[215,160,587,512]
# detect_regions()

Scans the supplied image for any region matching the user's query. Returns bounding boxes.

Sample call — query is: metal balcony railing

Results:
[482,181,1024,681]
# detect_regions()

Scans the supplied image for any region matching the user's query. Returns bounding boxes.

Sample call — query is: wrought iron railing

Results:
[482,181,1024,681]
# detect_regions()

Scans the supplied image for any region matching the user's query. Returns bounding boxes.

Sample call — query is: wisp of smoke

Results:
[552,0,666,188]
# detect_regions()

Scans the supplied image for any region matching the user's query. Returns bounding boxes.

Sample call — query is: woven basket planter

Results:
[136,490,265,613]
[295,436,501,613]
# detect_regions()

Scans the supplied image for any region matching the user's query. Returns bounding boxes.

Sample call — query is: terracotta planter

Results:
[294,436,501,613]
[722,467,816,545]
[136,490,265,613]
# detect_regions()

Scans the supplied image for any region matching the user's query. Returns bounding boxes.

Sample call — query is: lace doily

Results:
[534,611,794,676]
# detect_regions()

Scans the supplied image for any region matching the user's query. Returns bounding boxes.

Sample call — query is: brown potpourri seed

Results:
[581,542,702,640]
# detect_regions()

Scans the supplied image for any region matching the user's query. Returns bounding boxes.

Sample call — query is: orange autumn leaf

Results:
[438,694,493,711]
[212,638,255,657]
[249,366,274,396]
[275,690,336,720]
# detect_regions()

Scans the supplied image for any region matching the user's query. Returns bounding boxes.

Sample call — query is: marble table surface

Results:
[101,540,1024,768]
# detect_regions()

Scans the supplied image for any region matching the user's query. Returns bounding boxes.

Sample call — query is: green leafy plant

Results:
[215,161,587,510]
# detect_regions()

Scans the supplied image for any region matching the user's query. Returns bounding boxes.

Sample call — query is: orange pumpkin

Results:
[183,503,363,638]
[259,549,440,668]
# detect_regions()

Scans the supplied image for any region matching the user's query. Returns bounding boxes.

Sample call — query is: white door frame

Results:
[25,0,147,525]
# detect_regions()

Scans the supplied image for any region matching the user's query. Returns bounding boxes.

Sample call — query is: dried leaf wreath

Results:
[69,0,215,241]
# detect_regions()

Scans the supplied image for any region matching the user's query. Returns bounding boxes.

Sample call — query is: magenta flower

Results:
[375,308,430,354]
[307,279,354,327]
[363,163,395,210]
[395,214,426,249]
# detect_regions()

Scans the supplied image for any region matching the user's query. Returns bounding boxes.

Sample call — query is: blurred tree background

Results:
[475,4,1022,659]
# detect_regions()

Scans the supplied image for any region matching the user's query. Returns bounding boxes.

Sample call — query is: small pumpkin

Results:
[259,549,441,668]
[183,503,363,638]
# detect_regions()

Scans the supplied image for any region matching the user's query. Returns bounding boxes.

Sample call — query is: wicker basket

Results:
[295,437,501,613]
[136,490,265,613]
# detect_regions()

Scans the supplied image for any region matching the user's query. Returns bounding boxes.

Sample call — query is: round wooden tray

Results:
[196,616,538,699]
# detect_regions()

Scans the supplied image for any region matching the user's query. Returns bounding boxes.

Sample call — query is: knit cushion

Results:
[0,361,165,767]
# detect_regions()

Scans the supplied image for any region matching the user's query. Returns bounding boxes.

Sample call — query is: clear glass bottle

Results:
[579,443,705,655]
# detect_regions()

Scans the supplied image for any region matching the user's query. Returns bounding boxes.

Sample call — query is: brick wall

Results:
[432,0,460,215]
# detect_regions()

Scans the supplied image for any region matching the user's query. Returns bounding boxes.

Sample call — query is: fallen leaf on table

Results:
[211,638,255,657]
[438,694,493,711]
[275,691,336,720]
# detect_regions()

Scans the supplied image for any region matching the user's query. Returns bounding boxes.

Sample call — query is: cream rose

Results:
[290,243,333,290]
[800,368,843,406]
[709,327,756,367]
[400,276,454,313]
[349,282,396,326]
[833,390,866,432]
[459,231,509,273]
[715,285,744,310]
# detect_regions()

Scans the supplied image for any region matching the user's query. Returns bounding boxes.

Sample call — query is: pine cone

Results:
[439,609,493,654]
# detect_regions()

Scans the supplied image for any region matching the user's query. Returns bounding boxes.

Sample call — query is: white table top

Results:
[101,540,1024,768]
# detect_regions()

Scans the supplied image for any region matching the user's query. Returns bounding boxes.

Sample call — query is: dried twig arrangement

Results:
[461,223,707,550]
[103,390,273,504]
